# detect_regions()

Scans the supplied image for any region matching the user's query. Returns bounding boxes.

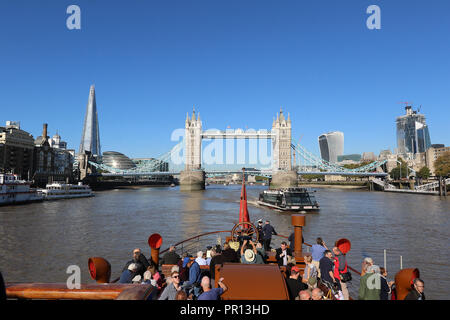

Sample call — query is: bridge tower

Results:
[270,108,298,189]
[179,107,206,191]
[184,107,202,170]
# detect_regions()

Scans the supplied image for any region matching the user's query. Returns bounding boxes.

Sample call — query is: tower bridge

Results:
[87,107,389,189]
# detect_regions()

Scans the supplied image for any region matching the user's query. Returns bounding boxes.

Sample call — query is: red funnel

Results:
[336,238,351,254]
[88,257,111,283]
[148,233,163,249]
[148,233,163,266]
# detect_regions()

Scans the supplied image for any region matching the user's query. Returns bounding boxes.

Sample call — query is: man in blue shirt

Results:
[311,237,328,278]
[198,276,228,300]
[181,257,203,297]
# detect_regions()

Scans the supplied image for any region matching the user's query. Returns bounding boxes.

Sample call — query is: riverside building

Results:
[396,105,431,159]
[0,121,35,179]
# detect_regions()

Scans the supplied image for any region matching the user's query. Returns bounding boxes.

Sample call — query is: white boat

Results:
[38,182,94,200]
[0,173,43,205]
[257,187,320,211]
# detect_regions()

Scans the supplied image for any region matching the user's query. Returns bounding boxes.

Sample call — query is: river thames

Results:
[0,185,449,299]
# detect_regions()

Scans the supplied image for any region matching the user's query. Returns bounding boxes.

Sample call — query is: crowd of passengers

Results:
[116,220,425,301]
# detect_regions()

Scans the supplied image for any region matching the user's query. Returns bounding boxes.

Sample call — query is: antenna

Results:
[397,101,413,107]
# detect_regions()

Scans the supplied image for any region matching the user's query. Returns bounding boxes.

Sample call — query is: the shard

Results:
[79,84,101,157]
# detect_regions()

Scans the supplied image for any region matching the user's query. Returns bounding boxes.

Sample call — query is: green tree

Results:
[434,151,450,177]
[417,166,431,179]
[389,158,409,180]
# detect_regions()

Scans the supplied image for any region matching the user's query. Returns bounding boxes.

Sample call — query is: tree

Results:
[417,166,431,179]
[389,158,408,180]
[434,151,450,177]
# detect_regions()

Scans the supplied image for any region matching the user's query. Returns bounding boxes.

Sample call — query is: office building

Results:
[102,151,136,170]
[318,131,344,163]
[79,84,101,158]
[396,106,431,158]
[0,121,35,178]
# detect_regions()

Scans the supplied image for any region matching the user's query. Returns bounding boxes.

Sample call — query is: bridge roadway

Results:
[93,170,388,178]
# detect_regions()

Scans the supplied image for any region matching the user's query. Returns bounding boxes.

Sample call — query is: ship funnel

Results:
[291,214,305,257]
[148,233,163,266]
[394,268,420,300]
[88,257,111,283]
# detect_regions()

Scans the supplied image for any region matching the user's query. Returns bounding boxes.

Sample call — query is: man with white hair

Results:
[119,263,137,283]
[361,257,374,276]
[195,251,207,266]
[298,290,312,300]
[311,288,324,300]
[197,276,227,300]
[358,264,381,300]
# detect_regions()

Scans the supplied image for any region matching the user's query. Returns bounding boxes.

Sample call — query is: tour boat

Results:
[0,173,43,205]
[258,187,320,211]
[37,182,93,200]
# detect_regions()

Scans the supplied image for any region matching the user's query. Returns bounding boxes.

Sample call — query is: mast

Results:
[239,168,250,225]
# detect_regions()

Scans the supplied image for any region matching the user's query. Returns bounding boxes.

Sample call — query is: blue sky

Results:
[0,0,449,163]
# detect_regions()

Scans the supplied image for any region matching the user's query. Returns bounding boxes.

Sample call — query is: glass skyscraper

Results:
[318,131,344,163]
[396,106,431,157]
[79,85,101,157]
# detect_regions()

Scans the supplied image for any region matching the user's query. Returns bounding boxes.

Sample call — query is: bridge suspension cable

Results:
[291,140,387,173]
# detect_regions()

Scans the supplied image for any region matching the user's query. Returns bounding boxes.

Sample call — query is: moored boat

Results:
[0,173,43,205]
[37,182,93,200]
[258,187,319,211]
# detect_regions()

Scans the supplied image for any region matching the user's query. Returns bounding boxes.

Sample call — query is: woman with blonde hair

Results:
[302,254,318,289]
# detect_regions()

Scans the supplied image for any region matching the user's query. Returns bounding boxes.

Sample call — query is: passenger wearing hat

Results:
[256,219,264,243]
[285,266,308,300]
[240,239,262,264]
[261,220,277,252]
[181,257,202,297]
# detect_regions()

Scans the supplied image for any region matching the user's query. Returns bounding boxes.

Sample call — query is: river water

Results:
[0,185,449,299]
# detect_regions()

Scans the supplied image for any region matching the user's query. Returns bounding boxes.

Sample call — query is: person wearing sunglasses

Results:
[158,271,182,300]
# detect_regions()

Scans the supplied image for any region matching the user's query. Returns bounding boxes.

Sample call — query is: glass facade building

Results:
[102,151,136,170]
[318,131,344,163]
[396,106,431,157]
[79,85,101,157]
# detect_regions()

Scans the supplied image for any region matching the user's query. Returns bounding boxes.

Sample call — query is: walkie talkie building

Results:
[79,85,101,157]
[318,131,344,163]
